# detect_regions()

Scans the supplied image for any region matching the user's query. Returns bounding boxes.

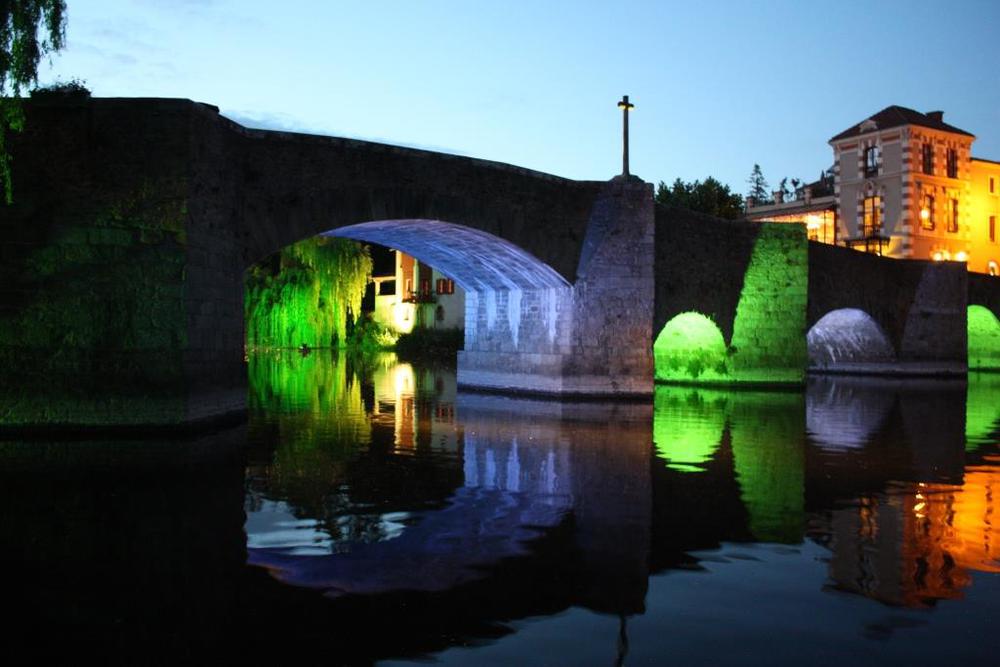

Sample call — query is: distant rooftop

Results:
[829,105,975,143]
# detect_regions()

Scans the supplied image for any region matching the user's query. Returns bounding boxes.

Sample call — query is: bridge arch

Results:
[653,312,729,382]
[326,220,570,292]
[968,305,1000,370]
[807,308,895,370]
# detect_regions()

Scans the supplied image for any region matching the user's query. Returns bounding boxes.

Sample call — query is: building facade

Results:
[370,248,465,334]
[747,106,1000,275]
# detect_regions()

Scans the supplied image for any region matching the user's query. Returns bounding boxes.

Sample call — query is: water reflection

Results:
[5,354,1000,663]
[245,353,1000,627]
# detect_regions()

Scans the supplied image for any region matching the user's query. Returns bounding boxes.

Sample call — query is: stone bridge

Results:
[2,97,999,431]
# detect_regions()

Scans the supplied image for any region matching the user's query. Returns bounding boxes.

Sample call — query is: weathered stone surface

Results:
[0,97,653,428]
[808,242,968,373]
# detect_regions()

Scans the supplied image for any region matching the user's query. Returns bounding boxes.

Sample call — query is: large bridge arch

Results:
[1,98,654,429]
[326,219,574,365]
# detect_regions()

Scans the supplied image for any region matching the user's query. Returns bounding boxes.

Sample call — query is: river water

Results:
[3,351,999,665]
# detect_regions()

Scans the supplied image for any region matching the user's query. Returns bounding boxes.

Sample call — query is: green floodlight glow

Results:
[654,312,730,382]
[652,385,727,472]
[245,236,372,350]
[728,391,805,544]
[652,383,806,541]
[652,223,807,386]
[968,305,1000,371]
[966,372,1000,451]
[728,224,808,383]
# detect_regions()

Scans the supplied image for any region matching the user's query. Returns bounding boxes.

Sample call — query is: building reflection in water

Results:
[652,377,1000,609]
[245,351,652,616]
[808,376,999,607]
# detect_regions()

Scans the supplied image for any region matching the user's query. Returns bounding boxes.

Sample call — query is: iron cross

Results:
[617,95,634,176]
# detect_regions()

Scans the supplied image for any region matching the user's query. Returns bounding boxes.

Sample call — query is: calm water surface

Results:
[3,351,1000,665]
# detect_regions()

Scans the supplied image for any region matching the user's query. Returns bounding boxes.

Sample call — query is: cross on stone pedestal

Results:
[617,95,634,177]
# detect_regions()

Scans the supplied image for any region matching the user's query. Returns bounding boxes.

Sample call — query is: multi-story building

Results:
[368,247,465,334]
[747,106,1000,275]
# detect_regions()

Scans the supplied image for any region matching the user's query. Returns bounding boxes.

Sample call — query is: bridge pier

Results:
[457,178,655,397]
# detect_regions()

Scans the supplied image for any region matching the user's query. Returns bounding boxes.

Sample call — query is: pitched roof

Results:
[829,105,974,143]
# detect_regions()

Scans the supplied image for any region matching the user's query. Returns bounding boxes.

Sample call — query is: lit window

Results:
[922,143,933,175]
[947,198,959,233]
[435,278,454,295]
[947,148,958,178]
[863,196,881,235]
[864,146,879,177]
[990,261,999,276]
[920,194,935,230]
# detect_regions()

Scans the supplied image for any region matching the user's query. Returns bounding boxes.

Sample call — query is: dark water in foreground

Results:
[3,351,1000,665]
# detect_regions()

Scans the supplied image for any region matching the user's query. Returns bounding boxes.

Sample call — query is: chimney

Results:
[926,110,944,123]
[773,190,784,204]
[745,195,756,210]
[804,186,813,204]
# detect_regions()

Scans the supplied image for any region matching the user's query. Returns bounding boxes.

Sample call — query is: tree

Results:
[746,163,771,205]
[1,1,67,203]
[655,176,744,220]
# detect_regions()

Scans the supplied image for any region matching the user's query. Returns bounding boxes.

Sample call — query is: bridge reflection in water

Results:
[4,353,1000,662]
[244,353,1000,620]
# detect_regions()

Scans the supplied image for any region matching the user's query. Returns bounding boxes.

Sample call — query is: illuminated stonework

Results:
[967,305,1000,370]
[653,312,729,382]
[728,224,808,383]
[807,308,895,368]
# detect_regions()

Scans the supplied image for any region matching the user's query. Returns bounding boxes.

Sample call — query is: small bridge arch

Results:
[806,308,895,370]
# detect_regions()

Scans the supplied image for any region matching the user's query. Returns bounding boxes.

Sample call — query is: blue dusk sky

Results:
[39,0,1000,194]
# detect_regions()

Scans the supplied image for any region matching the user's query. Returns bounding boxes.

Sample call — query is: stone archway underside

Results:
[807,308,895,370]
[327,220,570,292]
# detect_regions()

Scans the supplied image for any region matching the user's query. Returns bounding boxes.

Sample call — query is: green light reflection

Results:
[966,372,1000,451]
[653,385,806,543]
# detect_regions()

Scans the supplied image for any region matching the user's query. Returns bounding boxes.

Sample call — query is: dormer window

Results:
[864,146,879,177]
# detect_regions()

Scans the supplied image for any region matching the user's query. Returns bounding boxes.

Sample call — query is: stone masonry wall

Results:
[655,207,808,384]
[809,242,967,369]
[1,98,196,428]
[0,97,624,427]
[458,178,656,396]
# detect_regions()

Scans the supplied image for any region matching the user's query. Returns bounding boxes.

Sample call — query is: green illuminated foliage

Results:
[654,312,730,382]
[247,350,373,522]
[245,236,372,350]
[967,305,1000,370]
